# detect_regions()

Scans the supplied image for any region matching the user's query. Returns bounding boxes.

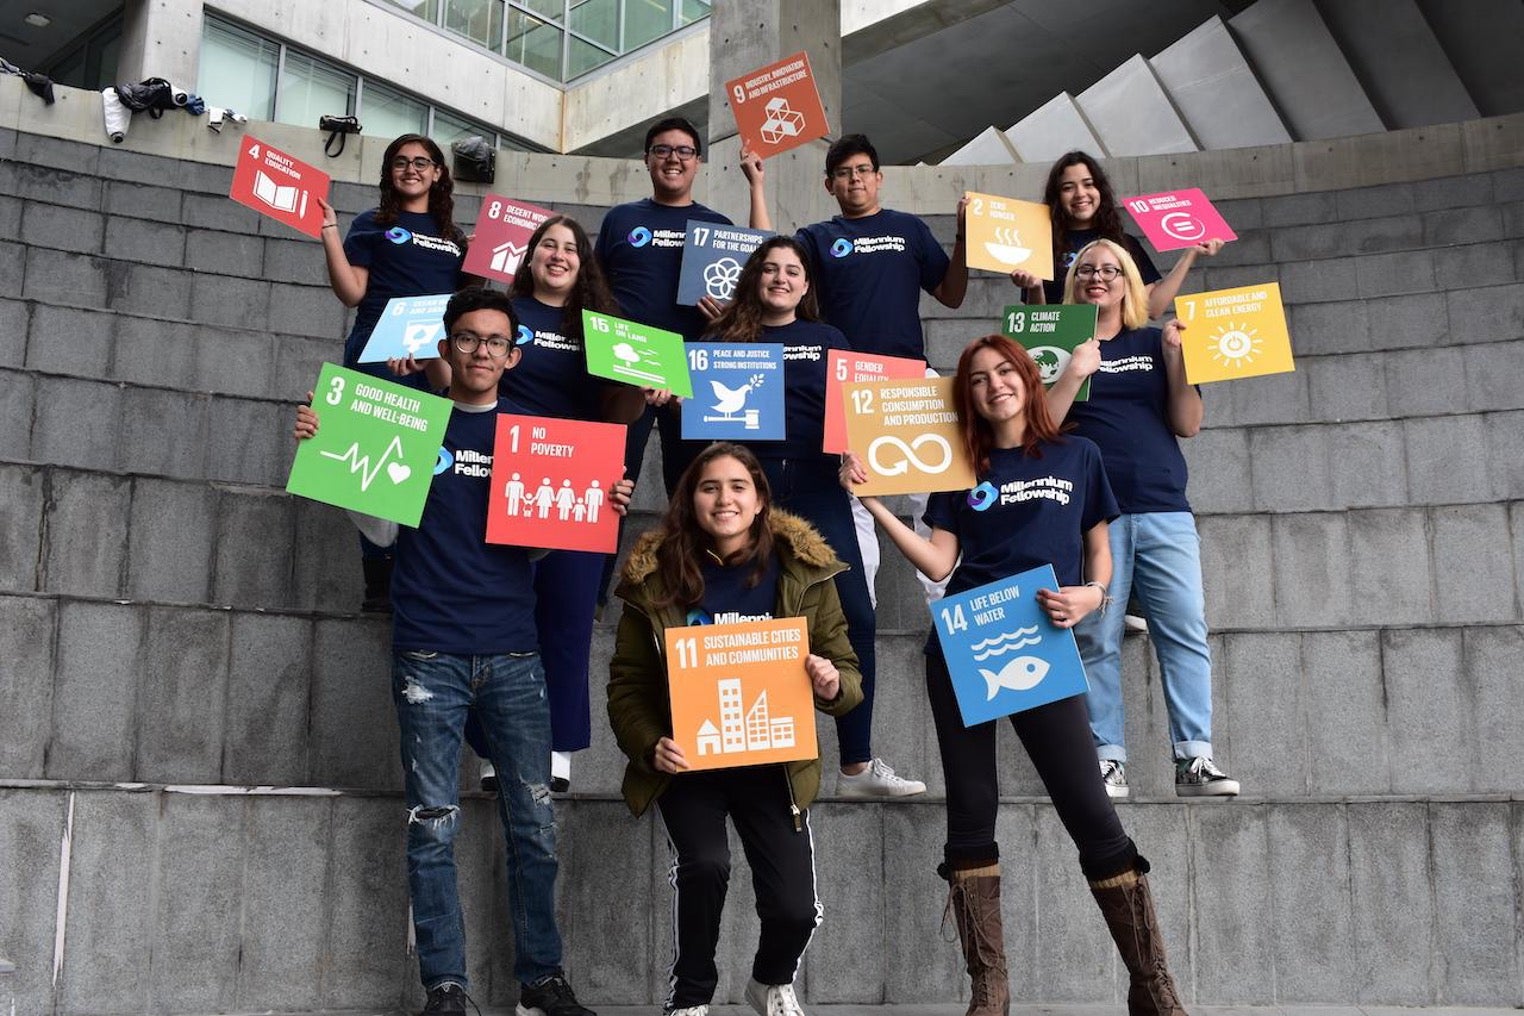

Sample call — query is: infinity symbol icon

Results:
[868,434,953,476]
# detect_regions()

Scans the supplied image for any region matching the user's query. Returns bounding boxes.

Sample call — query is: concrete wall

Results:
[3,74,1524,1011]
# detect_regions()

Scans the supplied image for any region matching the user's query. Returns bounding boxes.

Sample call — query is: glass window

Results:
[445,0,504,48]
[432,109,492,148]
[565,34,616,78]
[623,0,673,50]
[277,51,356,127]
[198,18,279,121]
[506,9,563,79]
[567,0,617,49]
[384,0,441,18]
[679,0,710,27]
[361,80,429,138]
[518,0,565,23]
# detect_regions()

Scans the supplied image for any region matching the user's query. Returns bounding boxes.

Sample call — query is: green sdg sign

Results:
[286,364,453,526]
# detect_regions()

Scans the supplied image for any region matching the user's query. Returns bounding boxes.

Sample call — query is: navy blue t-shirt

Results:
[596,198,732,341]
[689,553,780,626]
[1063,327,1193,514]
[500,296,605,421]
[745,319,848,462]
[343,208,465,364]
[1042,229,1160,306]
[391,398,538,655]
[924,437,1117,601]
[796,208,948,361]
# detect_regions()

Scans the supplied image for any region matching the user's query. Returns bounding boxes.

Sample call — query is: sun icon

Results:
[1210,322,1262,368]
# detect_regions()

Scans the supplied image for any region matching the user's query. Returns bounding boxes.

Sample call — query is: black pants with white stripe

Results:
[655,764,821,1009]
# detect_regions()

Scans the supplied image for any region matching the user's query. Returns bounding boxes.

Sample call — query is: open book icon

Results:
[254,169,306,217]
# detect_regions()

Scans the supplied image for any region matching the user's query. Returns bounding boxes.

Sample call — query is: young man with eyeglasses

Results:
[295,287,628,1016]
[782,133,968,798]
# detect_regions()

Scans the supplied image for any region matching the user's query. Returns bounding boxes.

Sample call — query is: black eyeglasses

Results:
[449,331,512,357]
[831,164,876,180]
[648,144,698,161]
[391,156,438,172]
[1075,264,1122,281]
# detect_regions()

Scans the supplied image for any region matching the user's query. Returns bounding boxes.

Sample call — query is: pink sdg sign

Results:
[1121,188,1237,253]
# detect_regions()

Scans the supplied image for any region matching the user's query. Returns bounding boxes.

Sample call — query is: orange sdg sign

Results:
[964,191,1054,279]
[842,376,976,496]
[1174,282,1295,385]
[665,617,816,772]
[725,51,829,159]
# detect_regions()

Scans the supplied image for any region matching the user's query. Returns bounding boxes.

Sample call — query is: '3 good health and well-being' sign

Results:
[665,617,817,772]
[681,343,785,441]
[286,364,452,526]
[842,376,975,496]
[932,564,1089,727]
[582,310,694,398]
[1174,282,1294,385]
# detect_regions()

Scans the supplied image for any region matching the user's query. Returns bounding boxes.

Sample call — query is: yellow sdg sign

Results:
[964,191,1054,279]
[1174,282,1296,385]
[665,617,817,772]
[842,376,976,496]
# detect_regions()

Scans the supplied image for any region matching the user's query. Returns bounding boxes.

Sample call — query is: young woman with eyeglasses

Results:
[1010,151,1222,318]
[1045,238,1240,803]
[316,134,468,612]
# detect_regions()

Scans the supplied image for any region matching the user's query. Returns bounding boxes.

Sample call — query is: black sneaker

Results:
[1175,756,1240,797]
[517,973,595,1016]
[422,982,468,1015]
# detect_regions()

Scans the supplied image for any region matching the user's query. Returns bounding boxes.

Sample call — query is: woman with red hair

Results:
[842,335,1188,1016]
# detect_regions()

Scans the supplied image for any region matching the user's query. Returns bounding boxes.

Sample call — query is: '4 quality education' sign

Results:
[582,310,694,398]
[1002,304,1097,401]
[357,293,454,362]
[486,414,627,553]
[229,138,330,238]
[681,343,785,441]
[286,364,452,527]
[676,221,774,306]
[932,564,1089,727]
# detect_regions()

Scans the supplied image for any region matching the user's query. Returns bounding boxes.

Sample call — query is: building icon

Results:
[696,677,796,756]
[489,240,526,275]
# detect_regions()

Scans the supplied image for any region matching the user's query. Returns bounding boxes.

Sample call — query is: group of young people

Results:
[302,121,1235,1016]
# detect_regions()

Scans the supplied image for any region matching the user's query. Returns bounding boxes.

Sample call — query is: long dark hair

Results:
[953,335,1061,474]
[703,236,820,343]
[654,442,776,609]
[510,214,618,339]
[375,133,459,239]
[1043,151,1123,262]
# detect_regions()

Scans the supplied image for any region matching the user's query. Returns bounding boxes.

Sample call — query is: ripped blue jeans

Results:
[392,650,562,991]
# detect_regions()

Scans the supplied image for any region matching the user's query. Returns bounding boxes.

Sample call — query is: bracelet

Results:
[1083,580,1111,615]
[322,223,338,231]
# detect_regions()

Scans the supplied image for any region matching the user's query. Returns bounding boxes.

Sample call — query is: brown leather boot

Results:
[1089,869,1188,1016]
[942,866,1010,1016]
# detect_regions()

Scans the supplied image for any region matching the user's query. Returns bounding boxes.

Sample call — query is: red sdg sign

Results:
[229,138,330,238]
[486,415,627,553]
[1121,188,1237,253]
[463,195,555,284]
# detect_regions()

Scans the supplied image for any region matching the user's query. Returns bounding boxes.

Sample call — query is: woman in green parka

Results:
[608,441,862,1016]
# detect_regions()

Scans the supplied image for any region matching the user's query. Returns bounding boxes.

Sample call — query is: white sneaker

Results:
[836,757,926,798]
[550,750,571,793]
[1123,613,1149,634]
[480,760,497,793]
[745,978,805,1016]
[1099,758,1129,799]
[667,1007,708,1016]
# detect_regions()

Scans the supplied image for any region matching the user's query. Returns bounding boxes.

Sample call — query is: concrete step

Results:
[2,784,1521,1012]
[6,581,1520,800]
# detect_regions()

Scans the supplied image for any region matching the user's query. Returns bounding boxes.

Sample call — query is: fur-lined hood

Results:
[619,507,843,589]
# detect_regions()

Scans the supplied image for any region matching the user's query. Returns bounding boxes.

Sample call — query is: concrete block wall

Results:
[3,88,1524,1011]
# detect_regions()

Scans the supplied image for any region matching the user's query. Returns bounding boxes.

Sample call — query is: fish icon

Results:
[980,656,1050,699]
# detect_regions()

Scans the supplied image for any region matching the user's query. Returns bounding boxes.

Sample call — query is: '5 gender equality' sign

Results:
[932,564,1089,727]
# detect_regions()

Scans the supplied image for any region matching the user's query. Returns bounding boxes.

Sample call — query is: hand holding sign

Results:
[1002,304,1098,401]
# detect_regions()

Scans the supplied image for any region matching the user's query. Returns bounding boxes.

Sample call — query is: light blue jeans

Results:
[1074,511,1214,762]
[392,650,562,991]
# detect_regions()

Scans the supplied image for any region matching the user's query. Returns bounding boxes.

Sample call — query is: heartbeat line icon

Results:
[319,435,408,491]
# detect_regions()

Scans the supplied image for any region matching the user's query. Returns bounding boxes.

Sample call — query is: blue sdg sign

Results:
[680,342,785,441]
[357,293,454,363]
[931,563,1089,727]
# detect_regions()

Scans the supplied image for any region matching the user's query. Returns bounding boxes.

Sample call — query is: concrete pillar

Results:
[705,2,841,232]
[117,0,203,88]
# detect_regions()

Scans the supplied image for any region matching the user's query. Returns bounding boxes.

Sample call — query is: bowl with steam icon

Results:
[983,226,1031,267]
